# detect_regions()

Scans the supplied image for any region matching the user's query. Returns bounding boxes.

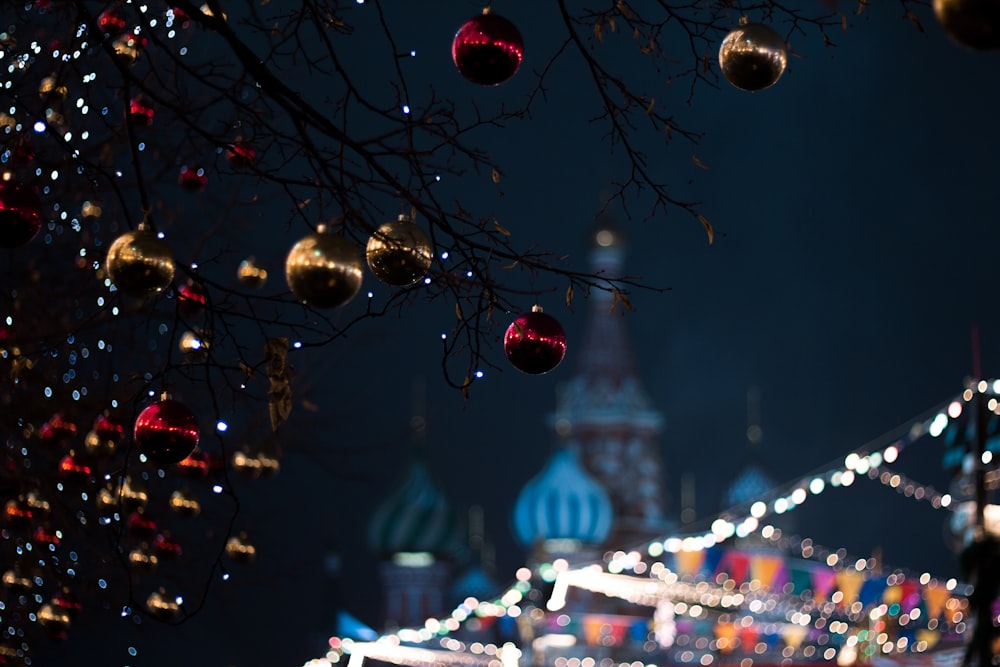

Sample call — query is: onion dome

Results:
[512,448,613,547]
[724,464,777,509]
[367,460,464,559]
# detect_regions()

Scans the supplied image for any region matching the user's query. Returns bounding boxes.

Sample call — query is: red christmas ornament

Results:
[452,10,524,86]
[225,141,255,169]
[58,453,92,483]
[128,97,154,127]
[134,398,200,464]
[3,499,32,529]
[175,449,221,477]
[177,165,207,192]
[503,305,567,375]
[153,532,183,558]
[177,281,207,316]
[126,511,157,538]
[39,413,79,443]
[93,413,124,441]
[0,180,43,248]
[33,524,60,547]
[97,7,128,37]
[53,588,82,617]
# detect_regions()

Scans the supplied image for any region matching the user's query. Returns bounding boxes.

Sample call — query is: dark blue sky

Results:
[33,3,1000,666]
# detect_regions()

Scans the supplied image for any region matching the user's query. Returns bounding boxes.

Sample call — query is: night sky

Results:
[32,2,1000,666]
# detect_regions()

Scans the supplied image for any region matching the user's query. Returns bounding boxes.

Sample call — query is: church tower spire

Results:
[547,222,671,547]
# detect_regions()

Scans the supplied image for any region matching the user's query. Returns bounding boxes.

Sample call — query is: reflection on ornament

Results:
[128,96,155,127]
[718,23,787,92]
[81,200,103,220]
[33,524,60,547]
[146,588,181,621]
[225,532,256,562]
[366,214,434,286]
[285,226,363,308]
[53,588,82,618]
[169,489,201,518]
[226,140,255,168]
[0,180,43,248]
[934,0,1000,50]
[37,603,71,640]
[2,569,32,591]
[178,165,208,192]
[3,499,31,529]
[134,397,200,464]
[25,491,50,517]
[97,7,128,36]
[105,224,176,297]
[238,256,268,287]
[503,305,567,375]
[452,10,524,86]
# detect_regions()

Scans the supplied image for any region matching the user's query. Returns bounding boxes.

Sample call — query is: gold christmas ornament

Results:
[365,214,434,286]
[718,22,787,92]
[285,225,363,308]
[232,451,281,478]
[237,256,268,287]
[934,0,1000,50]
[37,603,71,638]
[168,489,201,518]
[146,588,180,621]
[128,544,159,571]
[179,330,210,362]
[225,531,257,562]
[84,430,117,458]
[106,223,175,297]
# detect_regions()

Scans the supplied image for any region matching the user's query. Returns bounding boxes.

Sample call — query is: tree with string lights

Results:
[0,0,997,665]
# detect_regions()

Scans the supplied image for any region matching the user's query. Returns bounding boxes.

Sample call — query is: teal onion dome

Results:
[512,448,613,547]
[367,461,464,559]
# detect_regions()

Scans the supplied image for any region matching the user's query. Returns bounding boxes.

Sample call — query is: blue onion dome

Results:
[451,564,499,604]
[367,460,465,559]
[724,464,777,509]
[512,448,613,547]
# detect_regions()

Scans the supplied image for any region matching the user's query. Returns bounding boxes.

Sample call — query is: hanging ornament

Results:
[112,31,147,66]
[39,413,78,442]
[934,0,1000,50]
[147,588,181,621]
[53,588,82,618]
[39,76,68,103]
[84,429,118,458]
[97,7,128,37]
[133,396,200,464]
[232,451,280,478]
[503,305,567,375]
[366,214,434,286]
[93,413,124,441]
[237,256,268,287]
[37,603,71,640]
[154,532,183,558]
[177,281,207,316]
[58,452,92,483]
[33,524,60,547]
[175,449,218,477]
[4,499,32,529]
[225,532,256,562]
[452,9,524,86]
[179,329,211,362]
[168,489,201,517]
[2,568,33,591]
[718,22,788,92]
[128,543,159,571]
[128,96,155,128]
[225,140,256,169]
[285,225,363,308]
[0,180,43,248]
[177,165,208,192]
[105,223,176,297]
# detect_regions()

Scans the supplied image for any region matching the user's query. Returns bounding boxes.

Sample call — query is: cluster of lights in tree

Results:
[307,384,1000,667]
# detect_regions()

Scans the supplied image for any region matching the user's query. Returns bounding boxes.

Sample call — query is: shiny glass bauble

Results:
[452,12,524,86]
[366,215,433,286]
[503,306,567,375]
[285,229,363,308]
[134,398,200,464]
[718,23,787,92]
[106,226,176,297]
